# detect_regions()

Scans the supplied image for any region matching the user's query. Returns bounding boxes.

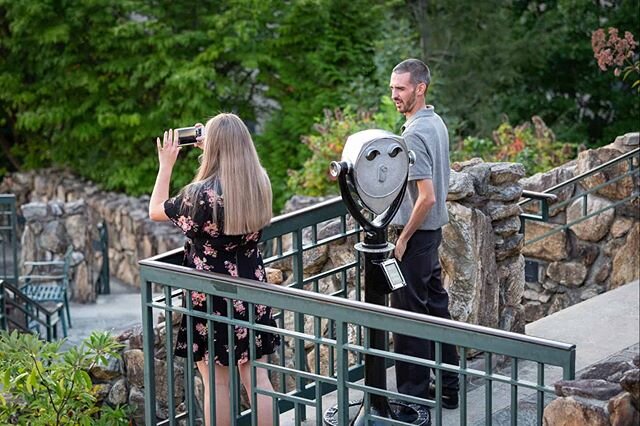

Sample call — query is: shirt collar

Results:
[402,105,435,132]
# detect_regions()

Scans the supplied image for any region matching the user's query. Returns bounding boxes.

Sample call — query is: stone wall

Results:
[445,160,527,333]
[520,132,639,322]
[20,200,96,303]
[0,170,184,290]
[543,351,639,425]
[0,163,527,332]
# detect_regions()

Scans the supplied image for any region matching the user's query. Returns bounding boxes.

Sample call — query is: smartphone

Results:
[176,127,202,146]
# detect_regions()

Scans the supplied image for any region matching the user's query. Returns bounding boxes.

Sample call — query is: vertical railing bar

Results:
[314,315,321,375]
[537,362,544,426]
[541,199,549,222]
[564,348,576,380]
[329,318,336,377]
[227,297,239,425]
[11,197,18,285]
[582,193,587,217]
[485,352,493,426]
[273,397,280,426]
[435,342,443,426]
[460,346,467,426]
[277,236,283,256]
[206,293,217,426]
[140,273,157,426]
[278,311,286,394]
[336,320,348,426]
[510,357,518,426]
[185,291,196,426]
[164,285,176,425]
[249,301,258,426]
[292,228,306,423]
[311,224,318,244]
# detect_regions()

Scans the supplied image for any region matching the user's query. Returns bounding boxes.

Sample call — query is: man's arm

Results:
[394,178,435,261]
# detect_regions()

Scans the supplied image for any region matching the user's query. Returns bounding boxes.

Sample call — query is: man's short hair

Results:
[393,59,431,86]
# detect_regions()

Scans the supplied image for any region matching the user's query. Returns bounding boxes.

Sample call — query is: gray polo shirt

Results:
[391,106,450,230]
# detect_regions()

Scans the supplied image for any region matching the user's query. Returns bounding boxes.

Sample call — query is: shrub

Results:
[451,116,577,175]
[0,330,129,425]
[287,97,402,197]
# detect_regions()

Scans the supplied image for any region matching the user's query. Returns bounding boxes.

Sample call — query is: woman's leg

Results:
[196,360,230,426]
[238,356,275,426]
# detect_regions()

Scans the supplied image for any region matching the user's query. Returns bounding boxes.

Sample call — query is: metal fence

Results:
[520,147,639,243]
[0,194,19,286]
[139,198,575,426]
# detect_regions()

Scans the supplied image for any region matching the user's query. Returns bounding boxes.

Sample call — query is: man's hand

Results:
[157,129,181,169]
[394,236,408,262]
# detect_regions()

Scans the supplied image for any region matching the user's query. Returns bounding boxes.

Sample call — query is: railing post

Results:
[336,320,349,426]
[140,270,157,426]
[292,229,307,423]
[0,281,5,331]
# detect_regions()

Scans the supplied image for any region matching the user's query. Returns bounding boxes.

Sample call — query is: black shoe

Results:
[427,384,459,409]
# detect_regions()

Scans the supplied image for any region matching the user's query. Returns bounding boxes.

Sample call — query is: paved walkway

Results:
[63,278,144,348]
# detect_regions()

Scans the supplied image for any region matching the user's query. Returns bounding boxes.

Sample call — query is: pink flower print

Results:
[193,343,199,353]
[224,242,238,252]
[203,242,218,257]
[245,232,260,242]
[176,215,196,233]
[238,351,249,364]
[256,304,267,319]
[193,256,208,270]
[225,261,238,277]
[191,291,206,306]
[233,300,246,315]
[195,322,208,337]
[245,248,255,257]
[203,221,219,237]
[235,326,248,340]
[255,334,263,348]
[204,189,220,207]
[255,266,265,281]
[183,197,193,207]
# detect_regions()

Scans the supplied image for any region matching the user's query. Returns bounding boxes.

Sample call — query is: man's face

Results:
[390,72,419,115]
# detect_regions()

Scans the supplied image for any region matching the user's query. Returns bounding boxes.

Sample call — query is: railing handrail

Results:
[139,255,576,357]
[262,196,344,239]
[519,147,639,205]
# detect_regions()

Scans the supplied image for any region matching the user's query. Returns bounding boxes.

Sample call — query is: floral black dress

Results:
[164,181,280,366]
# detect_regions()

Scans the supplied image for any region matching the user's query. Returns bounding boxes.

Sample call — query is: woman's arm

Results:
[149,129,181,221]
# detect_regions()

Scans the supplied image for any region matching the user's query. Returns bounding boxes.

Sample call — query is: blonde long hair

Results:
[181,113,272,235]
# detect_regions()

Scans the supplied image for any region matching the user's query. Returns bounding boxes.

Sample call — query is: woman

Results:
[149,113,279,426]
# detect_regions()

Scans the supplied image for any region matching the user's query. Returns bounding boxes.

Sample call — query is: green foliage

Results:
[0,0,275,195]
[255,0,390,210]
[0,330,128,425]
[287,97,402,197]
[403,0,640,145]
[451,117,577,175]
[1,0,638,213]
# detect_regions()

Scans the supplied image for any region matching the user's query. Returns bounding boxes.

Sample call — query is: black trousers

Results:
[391,228,459,399]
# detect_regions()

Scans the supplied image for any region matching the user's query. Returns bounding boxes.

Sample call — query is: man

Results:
[389,58,459,410]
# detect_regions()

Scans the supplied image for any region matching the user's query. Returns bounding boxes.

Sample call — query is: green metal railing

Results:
[140,198,575,426]
[520,147,639,245]
[0,194,19,287]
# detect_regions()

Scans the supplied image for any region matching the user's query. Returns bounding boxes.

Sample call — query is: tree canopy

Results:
[1,0,638,211]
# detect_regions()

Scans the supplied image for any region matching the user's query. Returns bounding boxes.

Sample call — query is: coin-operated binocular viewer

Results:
[326,129,418,425]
